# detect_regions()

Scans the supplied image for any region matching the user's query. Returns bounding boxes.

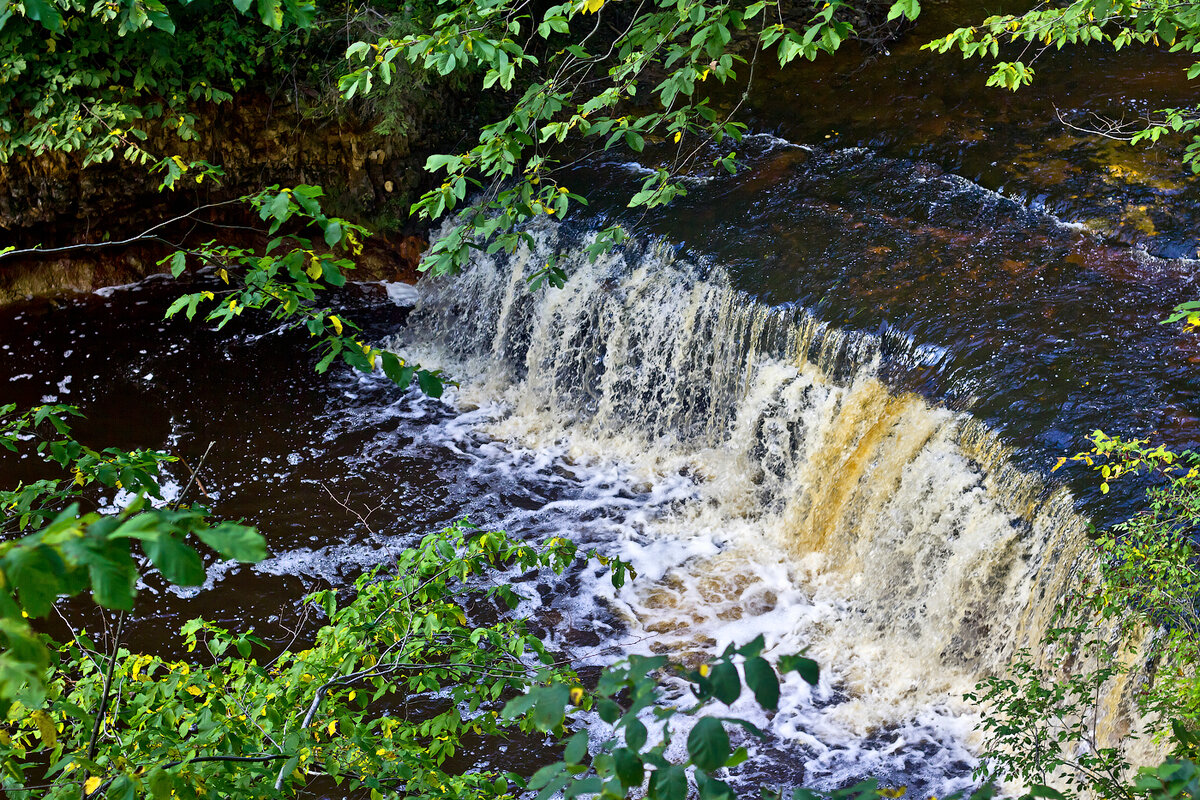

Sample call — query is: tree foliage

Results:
[0,404,266,708]
[927,0,1200,171]
[0,0,320,172]
[0,523,606,798]
[160,183,445,394]
[339,0,920,275]
[972,434,1200,800]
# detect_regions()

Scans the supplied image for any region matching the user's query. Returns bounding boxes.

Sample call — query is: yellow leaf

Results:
[84,776,102,796]
[201,291,214,301]
[569,687,584,705]
[31,710,56,748]
[1101,482,1110,494]
[186,685,203,697]
[673,131,682,143]
[329,315,344,336]
[328,720,337,736]
[306,258,323,280]
[699,663,710,677]
[218,268,229,284]
[583,0,604,13]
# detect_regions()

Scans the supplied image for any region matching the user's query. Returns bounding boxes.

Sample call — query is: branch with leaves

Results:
[161,183,447,395]
[339,0,921,276]
[0,403,267,709]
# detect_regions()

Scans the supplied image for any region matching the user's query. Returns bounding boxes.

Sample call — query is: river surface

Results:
[3,9,1199,797]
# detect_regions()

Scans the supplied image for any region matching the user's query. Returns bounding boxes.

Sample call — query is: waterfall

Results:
[394,219,1139,792]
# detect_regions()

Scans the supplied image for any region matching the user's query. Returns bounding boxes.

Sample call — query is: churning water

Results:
[384,219,1107,794]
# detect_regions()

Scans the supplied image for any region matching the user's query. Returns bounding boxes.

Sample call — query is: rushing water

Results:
[391,219,1117,792]
[4,12,1200,795]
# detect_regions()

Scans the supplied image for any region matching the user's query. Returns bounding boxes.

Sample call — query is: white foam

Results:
[382,281,420,306]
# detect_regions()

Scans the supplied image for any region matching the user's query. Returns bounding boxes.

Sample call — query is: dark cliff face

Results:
[0,90,465,301]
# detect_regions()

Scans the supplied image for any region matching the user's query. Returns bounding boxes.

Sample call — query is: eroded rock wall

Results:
[0,92,459,300]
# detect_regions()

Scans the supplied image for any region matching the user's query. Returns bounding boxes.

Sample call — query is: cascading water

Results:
[391,219,1129,794]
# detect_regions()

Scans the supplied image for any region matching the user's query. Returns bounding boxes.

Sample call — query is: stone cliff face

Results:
[0,91,460,300]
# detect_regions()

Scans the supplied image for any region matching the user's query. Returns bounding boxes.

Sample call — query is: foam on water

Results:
[376,219,1115,793]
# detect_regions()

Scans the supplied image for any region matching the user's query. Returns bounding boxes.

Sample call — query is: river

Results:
[2,8,1198,796]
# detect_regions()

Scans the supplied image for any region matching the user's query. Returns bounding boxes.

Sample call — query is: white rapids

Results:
[378,219,1100,794]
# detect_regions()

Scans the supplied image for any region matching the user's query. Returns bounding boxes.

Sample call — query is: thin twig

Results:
[0,200,245,262]
[173,441,216,510]
[84,610,125,794]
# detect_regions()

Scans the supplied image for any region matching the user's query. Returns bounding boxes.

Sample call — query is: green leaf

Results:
[380,352,412,388]
[698,773,734,800]
[256,0,283,27]
[320,260,347,287]
[501,691,538,720]
[614,748,644,787]
[724,746,749,767]
[649,765,687,800]
[22,0,63,30]
[417,370,444,398]
[737,634,766,657]
[3,545,64,618]
[709,661,741,704]
[324,220,343,247]
[195,523,267,563]
[596,698,621,723]
[143,534,206,586]
[564,730,588,765]
[266,191,291,223]
[532,684,570,730]
[624,716,648,750]
[147,765,176,799]
[779,654,820,685]
[744,656,779,710]
[687,717,731,771]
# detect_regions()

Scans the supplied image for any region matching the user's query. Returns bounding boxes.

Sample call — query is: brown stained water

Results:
[4,14,1200,796]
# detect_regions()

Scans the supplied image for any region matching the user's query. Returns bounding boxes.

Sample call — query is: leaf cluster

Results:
[501,634,820,800]
[925,0,1200,173]
[0,522,630,798]
[975,436,1200,799]
[0,0,317,167]
[341,0,919,276]
[161,184,446,396]
[0,404,266,708]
